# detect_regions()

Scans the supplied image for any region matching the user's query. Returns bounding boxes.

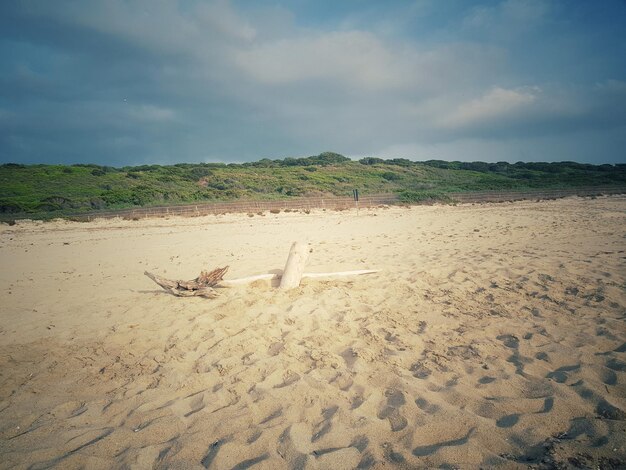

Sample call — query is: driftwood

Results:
[279,242,310,290]
[145,242,379,298]
[144,266,228,298]
[146,267,379,297]
[218,269,379,286]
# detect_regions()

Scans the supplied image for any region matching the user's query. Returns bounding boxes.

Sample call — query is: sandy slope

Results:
[0,196,625,469]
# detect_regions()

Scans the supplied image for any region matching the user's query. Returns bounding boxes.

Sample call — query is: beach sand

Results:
[0,196,625,469]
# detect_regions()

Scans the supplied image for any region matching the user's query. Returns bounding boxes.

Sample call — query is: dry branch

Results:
[144,266,229,298]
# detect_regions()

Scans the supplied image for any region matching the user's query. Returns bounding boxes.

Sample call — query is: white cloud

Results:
[234,31,413,90]
[437,87,539,129]
[233,31,507,100]
[374,124,626,163]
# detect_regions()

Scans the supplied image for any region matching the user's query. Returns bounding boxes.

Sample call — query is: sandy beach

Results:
[0,196,625,469]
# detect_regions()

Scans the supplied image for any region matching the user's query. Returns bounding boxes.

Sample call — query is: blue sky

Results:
[0,0,625,166]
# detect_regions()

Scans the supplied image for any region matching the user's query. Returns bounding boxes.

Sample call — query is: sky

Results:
[0,0,625,166]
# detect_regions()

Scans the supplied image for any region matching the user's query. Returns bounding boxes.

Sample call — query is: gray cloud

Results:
[0,0,625,165]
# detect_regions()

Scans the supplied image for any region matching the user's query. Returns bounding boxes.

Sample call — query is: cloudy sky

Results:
[1,0,625,166]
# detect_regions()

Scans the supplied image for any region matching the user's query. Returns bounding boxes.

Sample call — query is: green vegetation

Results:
[1,153,625,219]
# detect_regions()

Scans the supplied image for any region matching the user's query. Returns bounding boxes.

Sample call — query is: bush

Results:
[0,200,24,213]
[359,157,385,165]
[184,167,213,181]
[101,189,136,206]
[387,158,413,167]
[89,198,107,209]
[381,171,401,181]
[284,187,304,196]
[36,202,62,211]
[398,190,451,203]
[40,196,74,210]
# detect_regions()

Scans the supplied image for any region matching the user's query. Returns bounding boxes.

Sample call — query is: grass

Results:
[1,153,625,219]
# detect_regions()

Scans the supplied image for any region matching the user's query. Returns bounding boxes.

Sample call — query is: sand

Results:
[0,196,625,469]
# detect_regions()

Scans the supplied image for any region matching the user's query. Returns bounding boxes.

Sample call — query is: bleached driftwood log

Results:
[279,241,310,290]
[218,269,378,287]
[145,242,378,297]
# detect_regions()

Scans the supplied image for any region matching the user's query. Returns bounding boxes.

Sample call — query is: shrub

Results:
[89,198,107,209]
[382,171,401,181]
[398,190,451,203]
[1,163,26,168]
[184,167,213,181]
[0,201,24,213]
[284,187,304,196]
[359,157,385,165]
[387,158,413,167]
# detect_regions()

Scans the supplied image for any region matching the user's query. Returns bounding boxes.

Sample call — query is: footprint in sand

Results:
[260,408,283,425]
[605,357,626,372]
[277,426,307,469]
[311,406,338,442]
[595,399,626,420]
[412,428,475,457]
[231,453,270,470]
[184,394,206,417]
[382,442,406,464]
[497,334,519,349]
[415,397,440,414]
[377,388,408,432]
[274,371,301,389]
[495,413,520,428]
[340,347,358,369]
[537,397,554,414]
[351,395,365,410]
[268,341,285,356]
[507,351,533,376]
[311,435,370,460]
[545,364,580,383]
[598,367,617,386]
[200,438,230,468]
[409,361,432,379]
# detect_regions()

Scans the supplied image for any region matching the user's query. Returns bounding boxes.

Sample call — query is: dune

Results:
[0,196,625,469]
